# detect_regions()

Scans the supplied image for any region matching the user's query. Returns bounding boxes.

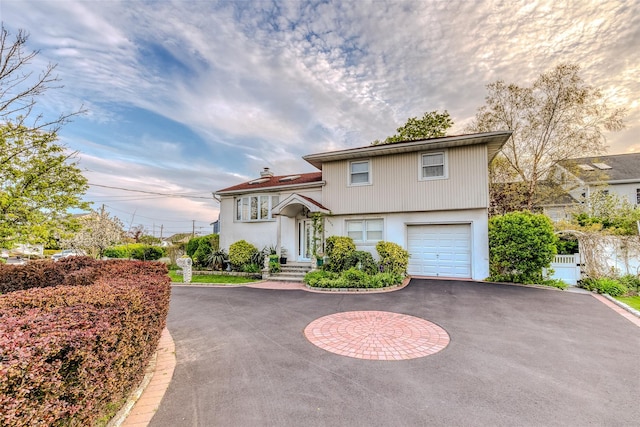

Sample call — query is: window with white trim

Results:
[236,195,279,221]
[420,152,446,180]
[349,160,371,185]
[346,219,383,243]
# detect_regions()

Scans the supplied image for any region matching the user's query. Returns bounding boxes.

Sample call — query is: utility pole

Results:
[160,224,164,241]
[192,220,196,238]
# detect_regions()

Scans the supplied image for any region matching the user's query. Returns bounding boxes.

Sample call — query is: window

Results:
[637,189,640,205]
[421,152,446,179]
[346,219,383,243]
[349,160,370,185]
[235,195,279,222]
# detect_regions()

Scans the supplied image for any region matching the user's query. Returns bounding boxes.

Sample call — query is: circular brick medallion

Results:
[304,311,449,360]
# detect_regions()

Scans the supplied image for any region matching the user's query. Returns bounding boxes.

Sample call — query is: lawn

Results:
[615,295,640,311]
[168,271,257,284]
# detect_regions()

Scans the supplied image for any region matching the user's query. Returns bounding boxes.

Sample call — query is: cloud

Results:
[2,0,639,234]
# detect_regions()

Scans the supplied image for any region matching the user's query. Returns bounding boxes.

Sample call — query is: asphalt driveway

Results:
[150,279,640,426]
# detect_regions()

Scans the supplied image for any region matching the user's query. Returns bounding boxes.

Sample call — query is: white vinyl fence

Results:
[545,253,581,286]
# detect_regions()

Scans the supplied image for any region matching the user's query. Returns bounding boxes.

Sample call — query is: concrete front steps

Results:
[268,261,313,282]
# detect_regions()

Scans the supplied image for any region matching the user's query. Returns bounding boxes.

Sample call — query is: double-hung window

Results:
[346,219,383,243]
[236,195,279,222]
[420,152,446,180]
[349,160,371,185]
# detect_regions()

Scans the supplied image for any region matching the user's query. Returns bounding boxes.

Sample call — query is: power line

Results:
[103,204,214,223]
[88,183,214,199]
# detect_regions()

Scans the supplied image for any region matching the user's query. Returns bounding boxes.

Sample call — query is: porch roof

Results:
[272,193,330,217]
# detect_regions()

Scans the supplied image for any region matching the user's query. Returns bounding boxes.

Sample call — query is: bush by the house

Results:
[304,268,403,289]
[376,241,409,275]
[580,277,628,297]
[347,251,378,275]
[228,240,258,270]
[0,258,170,426]
[488,211,557,284]
[324,236,356,272]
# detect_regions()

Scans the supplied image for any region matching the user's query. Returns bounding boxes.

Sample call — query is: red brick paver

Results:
[120,328,175,427]
[304,311,450,360]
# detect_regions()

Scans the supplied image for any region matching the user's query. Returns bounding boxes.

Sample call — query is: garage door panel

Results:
[407,224,471,278]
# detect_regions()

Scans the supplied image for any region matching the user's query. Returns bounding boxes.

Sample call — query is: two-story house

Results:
[544,153,640,221]
[215,131,511,280]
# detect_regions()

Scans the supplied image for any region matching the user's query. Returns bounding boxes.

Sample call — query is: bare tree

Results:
[0,23,84,131]
[468,63,625,211]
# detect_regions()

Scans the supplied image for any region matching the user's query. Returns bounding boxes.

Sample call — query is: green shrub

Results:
[619,274,640,293]
[242,263,261,273]
[342,267,369,287]
[580,277,628,296]
[597,278,628,296]
[555,236,579,255]
[103,245,130,258]
[130,245,164,261]
[304,269,402,289]
[376,241,409,275]
[103,244,164,260]
[186,234,219,258]
[324,236,356,272]
[540,278,568,290]
[207,249,228,270]
[303,270,339,287]
[347,251,378,275]
[228,240,258,269]
[369,272,403,288]
[488,211,557,284]
[268,255,280,274]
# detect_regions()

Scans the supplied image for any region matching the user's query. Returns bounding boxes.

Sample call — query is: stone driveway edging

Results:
[109,328,176,427]
[600,293,640,318]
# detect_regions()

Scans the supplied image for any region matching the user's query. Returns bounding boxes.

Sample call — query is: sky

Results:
[1,0,639,238]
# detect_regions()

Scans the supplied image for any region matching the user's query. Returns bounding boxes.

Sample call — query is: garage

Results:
[407,224,471,278]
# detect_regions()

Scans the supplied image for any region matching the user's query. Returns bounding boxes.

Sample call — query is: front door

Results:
[298,219,313,261]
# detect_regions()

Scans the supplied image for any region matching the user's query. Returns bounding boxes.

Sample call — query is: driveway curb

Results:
[108,328,176,427]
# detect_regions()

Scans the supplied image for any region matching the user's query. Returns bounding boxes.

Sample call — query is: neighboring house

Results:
[215,131,511,280]
[544,153,640,221]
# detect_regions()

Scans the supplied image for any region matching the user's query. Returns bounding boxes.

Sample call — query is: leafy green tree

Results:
[1,124,89,245]
[468,63,625,211]
[373,110,453,145]
[0,24,87,246]
[489,211,557,284]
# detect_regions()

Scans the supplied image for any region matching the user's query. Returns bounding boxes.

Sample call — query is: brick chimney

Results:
[260,167,274,178]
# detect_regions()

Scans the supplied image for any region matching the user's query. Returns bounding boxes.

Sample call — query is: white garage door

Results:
[407,224,471,278]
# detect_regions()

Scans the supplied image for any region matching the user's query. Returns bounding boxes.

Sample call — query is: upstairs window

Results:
[420,152,447,180]
[349,160,371,185]
[236,195,279,222]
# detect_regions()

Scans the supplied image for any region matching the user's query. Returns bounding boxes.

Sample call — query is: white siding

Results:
[322,145,488,215]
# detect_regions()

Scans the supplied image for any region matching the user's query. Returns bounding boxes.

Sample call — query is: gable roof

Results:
[558,153,640,183]
[216,172,323,195]
[302,131,512,169]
